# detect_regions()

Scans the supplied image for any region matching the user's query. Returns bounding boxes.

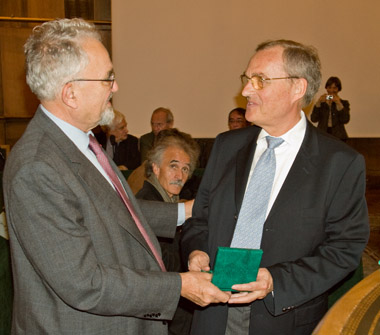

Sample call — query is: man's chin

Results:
[99,106,115,126]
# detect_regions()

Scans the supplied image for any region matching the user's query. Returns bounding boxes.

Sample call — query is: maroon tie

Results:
[88,135,166,272]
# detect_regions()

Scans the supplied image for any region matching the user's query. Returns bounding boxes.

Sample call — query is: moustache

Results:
[169,180,185,187]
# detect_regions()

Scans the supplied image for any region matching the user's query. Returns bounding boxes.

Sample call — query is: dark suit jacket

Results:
[310,100,350,140]
[181,122,369,335]
[139,131,155,162]
[96,131,141,169]
[3,107,181,334]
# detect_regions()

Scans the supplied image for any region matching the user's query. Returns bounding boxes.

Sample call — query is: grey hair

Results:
[152,107,174,124]
[107,110,125,131]
[256,39,321,107]
[24,18,101,101]
[145,129,200,178]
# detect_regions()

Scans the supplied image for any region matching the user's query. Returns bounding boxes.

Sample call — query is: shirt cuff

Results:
[177,203,185,226]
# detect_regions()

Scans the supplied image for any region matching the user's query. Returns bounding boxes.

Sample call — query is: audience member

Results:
[96,109,140,170]
[181,39,369,335]
[228,107,251,130]
[136,128,200,335]
[3,18,229,334]
[140,107,174,161]
[311,76,350,141]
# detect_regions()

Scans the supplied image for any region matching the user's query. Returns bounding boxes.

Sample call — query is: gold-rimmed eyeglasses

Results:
[240,73,299,90]
[66,73,115,89]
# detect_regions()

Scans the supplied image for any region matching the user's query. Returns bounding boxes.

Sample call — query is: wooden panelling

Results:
[0,22,40,118]
[3,118,31,147]
[65,0,94,20]
[347,138,380,176]
[94,0,111,21]
[27,0,65,18]
[0,1,27,17]
[0,0,111,147]
[0,0,64,18]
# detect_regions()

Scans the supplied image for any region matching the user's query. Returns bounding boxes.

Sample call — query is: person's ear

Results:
[293,78,307,101]
[152,163,160,178]
[62,83,78,109]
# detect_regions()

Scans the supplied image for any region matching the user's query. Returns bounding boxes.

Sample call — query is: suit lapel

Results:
[266,122,320,221]
[77,160,157,256]
[34,109,156,258]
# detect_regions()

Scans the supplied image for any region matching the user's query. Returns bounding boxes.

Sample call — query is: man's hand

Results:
[184,199,194,220]
[180,271,231,307]
[188,250,210,272]
[228,268,273,304]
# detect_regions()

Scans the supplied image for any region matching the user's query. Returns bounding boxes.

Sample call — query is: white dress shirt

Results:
[246,111,307,218]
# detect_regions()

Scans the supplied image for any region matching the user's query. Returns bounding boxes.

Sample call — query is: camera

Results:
[326,95,333,100]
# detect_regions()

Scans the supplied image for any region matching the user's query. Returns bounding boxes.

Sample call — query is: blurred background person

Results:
[140,107,174,161]
[228,107,251,130]
[136,128,200,335]
[311,76,350,141]
[96,109,140,170]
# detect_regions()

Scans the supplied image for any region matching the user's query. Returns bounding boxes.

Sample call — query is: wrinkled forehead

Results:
[162,147,190,164]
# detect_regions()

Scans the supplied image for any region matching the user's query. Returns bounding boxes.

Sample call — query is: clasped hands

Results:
[181,250,273,306]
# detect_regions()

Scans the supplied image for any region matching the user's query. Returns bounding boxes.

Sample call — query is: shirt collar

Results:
[258,111,307,146]
[40,104,93,151]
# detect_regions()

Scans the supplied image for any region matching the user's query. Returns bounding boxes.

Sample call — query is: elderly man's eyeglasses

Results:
[240,73,299,90]
[66,73,115,89]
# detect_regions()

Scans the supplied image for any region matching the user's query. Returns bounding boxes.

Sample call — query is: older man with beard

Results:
[3,18,230,335]
[136,128,200,335]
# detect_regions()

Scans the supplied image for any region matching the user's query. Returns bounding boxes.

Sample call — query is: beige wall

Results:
[112,0,380,138]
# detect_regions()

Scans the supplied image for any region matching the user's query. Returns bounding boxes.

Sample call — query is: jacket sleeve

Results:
[310,104,321,122]
[337,100,350,124]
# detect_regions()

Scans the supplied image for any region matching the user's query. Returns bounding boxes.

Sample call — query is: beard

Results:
[98,104,115,126]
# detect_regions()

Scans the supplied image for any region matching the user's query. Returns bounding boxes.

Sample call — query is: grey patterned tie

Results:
[231,136,284,249]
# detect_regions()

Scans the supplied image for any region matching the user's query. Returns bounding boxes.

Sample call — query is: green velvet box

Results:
[211,247,263,291]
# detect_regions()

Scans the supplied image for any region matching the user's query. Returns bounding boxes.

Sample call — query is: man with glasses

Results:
[140,107,174,162]
[3,18,229,334]
[228,107,251,130]
[182,40,369,334]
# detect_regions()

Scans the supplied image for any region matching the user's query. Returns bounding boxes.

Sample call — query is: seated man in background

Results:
[140,107,174,162]
[137,128,200,269]
[228,107,251,130]
[136,128,200,335]
[96,109,141,170]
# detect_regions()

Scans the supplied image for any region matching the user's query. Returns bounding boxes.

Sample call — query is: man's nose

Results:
[174,169,184,180]
[242,81,253,97]
[112,80,119,92]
